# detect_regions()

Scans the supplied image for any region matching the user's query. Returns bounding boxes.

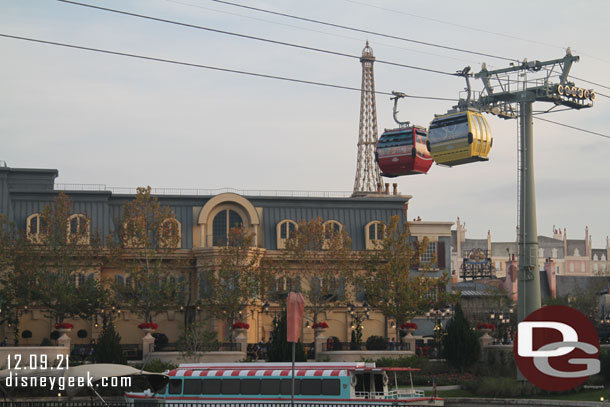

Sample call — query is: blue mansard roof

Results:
[0,165,411,251]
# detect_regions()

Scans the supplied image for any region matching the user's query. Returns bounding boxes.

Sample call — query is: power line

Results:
[2,33,606,141]
[534,117,610,139]
[209,0,519,63]
[167,0,480,66]
[57,0,455,77]
[0,33,456,102]
[342,0,566,51]
[569,75,610,91]
[342,0,610,66]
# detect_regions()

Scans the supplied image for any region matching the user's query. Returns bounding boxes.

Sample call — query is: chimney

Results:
[564,228,568,260]
[392,183,398,196]
[545,258,557,298]
[585,226,591,257]
[487,230,492,255]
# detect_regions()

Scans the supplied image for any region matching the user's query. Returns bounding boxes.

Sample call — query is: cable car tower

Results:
[459,49,595,323]
[353,41,383,196]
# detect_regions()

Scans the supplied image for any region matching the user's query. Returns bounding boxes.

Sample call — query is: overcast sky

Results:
[2,0,609,247]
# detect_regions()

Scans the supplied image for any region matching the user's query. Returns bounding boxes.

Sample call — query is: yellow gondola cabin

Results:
[427,110,492,167]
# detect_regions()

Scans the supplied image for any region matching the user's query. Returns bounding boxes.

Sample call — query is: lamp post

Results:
[426,305,453,358]
[489,307,514,344]
[348,302,369,349]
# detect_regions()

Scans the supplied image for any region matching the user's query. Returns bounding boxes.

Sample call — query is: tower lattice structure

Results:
[353,41,383,196]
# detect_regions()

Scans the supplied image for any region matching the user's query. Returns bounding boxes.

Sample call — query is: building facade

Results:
[0,165,453,349]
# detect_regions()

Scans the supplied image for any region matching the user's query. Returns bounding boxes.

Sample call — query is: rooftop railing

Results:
[55,184,353,198]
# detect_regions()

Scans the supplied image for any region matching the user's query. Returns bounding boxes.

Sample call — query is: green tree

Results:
[0,215,42,344]
[94,320,125,364]
[0,193,106,338]
[442,302,480,371]
[112,186,187,325]
[200,226,265,338]
[177,322,219,362]
[280,217,353,324]
[34,192,107,325]
[356,215,447,342]
[267,311,307,362]
[543,281,604,327]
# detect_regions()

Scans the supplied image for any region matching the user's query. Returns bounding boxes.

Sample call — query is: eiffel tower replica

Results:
[352,41,383,197]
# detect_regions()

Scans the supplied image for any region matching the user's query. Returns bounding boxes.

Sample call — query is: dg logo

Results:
[514,305,600,391]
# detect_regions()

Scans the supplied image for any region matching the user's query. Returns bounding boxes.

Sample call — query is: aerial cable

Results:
[342,0,565,51]
[569,76,610,91]
[166,0,479,66]
[534,117,610,140]
[2,33,606,140]
[0,33,456,102]
[209,0,519,63]
[57,0,455,77]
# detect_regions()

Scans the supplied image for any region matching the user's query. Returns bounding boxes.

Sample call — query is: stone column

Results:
[233,328,248,353]
[142,329,155,357]
[57,329,72,350]
[314,328,326,360]
[479,328,493,348]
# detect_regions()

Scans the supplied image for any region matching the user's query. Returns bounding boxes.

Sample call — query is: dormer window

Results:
[277,220,297,249]
[26,213,47,243]
[365,221,384,250]
[68,214,90,245]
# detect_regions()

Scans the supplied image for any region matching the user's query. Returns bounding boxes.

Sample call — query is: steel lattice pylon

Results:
[353,41,383,196]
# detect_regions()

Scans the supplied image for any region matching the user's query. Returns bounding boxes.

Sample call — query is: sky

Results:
[1,0,609,247]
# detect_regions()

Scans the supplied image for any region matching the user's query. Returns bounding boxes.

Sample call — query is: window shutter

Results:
[437,241,446,269]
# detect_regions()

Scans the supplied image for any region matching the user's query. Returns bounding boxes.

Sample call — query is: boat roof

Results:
[178,362,372,369]
[170,363,419,377]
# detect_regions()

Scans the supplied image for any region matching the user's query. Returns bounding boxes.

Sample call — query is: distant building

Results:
[451,217,609,283]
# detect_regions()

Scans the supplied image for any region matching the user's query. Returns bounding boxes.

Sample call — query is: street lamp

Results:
[426,305,453,357]
[348,302,370,349]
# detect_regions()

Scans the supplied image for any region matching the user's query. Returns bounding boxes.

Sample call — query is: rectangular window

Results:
[260,379,281,395]
[168,379,182,395]
[221,379,240,395]
[202,379,221,394]
[241,379,260,395]
[369,224,376,240]
[421,242,437,264]
[183,379,202,395]
[321,379,341,395]
[300,379,322,395]
[280,379,300,395]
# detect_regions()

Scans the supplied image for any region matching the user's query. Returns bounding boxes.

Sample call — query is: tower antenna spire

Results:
[353,41,383,196]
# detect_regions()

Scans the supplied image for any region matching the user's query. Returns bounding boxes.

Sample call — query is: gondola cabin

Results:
[427,111,492,167]
[376,126,433,177]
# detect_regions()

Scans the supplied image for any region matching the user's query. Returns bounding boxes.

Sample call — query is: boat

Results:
[124,362,443,406]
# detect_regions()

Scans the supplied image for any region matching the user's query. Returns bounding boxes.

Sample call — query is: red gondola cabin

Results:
[376,126,433,177]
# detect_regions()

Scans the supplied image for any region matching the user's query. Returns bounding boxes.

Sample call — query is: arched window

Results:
[212,209,243,246]
[26,213,46,243]
[68,214,90,245]
[365,221,384,250]
[323,220,343,250]
[594,254,599,261]
[276,220,297,249]
[122,216,146,248]
[159,218,181,248]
